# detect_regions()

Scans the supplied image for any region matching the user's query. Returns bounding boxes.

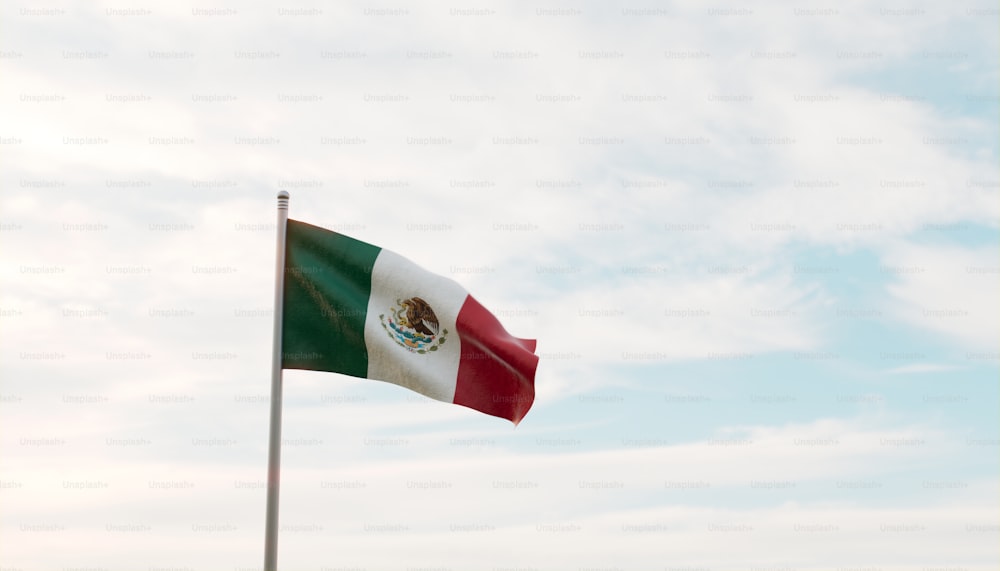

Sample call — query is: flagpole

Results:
[264,190,289,571]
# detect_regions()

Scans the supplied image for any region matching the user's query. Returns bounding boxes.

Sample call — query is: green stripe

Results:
[281,219,381,377]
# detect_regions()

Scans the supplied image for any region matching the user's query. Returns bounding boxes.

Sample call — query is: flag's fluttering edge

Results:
[281,219,538,424]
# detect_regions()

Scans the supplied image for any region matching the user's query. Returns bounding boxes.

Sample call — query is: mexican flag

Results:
[281,219,538,424]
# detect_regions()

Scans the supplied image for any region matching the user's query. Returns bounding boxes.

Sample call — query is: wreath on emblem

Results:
[379,297,449,354]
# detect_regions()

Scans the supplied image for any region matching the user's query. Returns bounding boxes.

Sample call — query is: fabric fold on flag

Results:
[281,219,538,424]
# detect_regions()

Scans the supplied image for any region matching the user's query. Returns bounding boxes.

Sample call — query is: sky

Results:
[0,1,998,570]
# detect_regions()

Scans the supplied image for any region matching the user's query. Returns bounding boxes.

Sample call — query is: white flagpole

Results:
[264,190,289,571]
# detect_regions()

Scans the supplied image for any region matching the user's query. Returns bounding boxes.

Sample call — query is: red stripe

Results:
[453,295,538,424]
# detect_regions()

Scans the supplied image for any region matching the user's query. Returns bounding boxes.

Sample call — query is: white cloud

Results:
[2,416,993,568]
[530,270,826,364]
[884,243,999,350]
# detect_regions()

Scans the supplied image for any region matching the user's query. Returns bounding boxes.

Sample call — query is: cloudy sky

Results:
[1,1,998,569]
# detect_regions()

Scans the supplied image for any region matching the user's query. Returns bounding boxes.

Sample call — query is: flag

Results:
[280,219,538,424]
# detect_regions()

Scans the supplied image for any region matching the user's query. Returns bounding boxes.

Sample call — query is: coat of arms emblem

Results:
[379,297,449,354]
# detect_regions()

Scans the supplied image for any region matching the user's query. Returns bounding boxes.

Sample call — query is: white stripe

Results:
[364,249,467,403]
